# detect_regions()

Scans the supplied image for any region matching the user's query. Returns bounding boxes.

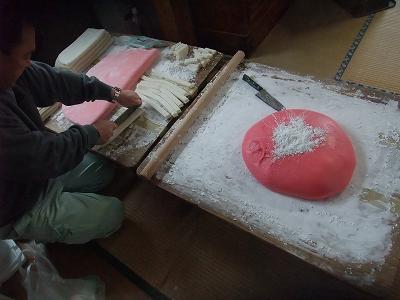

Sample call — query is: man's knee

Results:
[13,192,125,244]
[53,196,124,244]
[96,197,124,236]
[81,154,116,191]
[56,196,124,244]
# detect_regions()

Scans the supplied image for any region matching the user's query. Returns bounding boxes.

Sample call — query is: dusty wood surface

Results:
[44,37,224,168]
[137,61,400,296]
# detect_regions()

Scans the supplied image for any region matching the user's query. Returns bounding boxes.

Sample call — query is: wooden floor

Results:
[2,0,400,299]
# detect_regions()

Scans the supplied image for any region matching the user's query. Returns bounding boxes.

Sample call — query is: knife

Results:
[242,74,285,111]
[112,106,139,125]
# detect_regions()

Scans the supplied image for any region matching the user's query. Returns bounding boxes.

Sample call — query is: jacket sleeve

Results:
[16,61,113,107]
[0,111,99,181]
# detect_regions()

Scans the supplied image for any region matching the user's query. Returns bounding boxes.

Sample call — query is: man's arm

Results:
[0,115,100,181]
[16,61,113,107]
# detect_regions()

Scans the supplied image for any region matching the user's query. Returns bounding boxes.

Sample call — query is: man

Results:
[0,1,141,243]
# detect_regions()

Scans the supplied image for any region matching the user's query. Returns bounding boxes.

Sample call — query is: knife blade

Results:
[242,74,285,111]
[112,106,139,125]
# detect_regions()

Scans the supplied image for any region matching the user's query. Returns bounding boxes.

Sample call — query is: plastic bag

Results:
[19,242,105,300]
[0,240,25,285]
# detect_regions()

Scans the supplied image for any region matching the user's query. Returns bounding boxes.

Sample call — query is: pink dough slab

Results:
[63,48,159,125]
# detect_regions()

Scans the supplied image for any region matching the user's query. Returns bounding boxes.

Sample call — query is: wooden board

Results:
[138,62,400,296]
[45,36,223,167]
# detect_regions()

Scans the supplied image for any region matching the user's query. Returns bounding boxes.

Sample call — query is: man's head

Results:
[0,1,36,89]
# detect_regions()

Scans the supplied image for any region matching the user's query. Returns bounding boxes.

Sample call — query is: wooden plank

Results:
[137,62,400,296]
[152,0,197,45]
[152,0,180,42]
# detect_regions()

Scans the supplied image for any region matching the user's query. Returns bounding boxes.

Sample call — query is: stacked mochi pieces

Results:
[55,28,113,73]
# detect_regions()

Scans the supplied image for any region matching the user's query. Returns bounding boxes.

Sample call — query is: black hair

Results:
[0,0,36,55]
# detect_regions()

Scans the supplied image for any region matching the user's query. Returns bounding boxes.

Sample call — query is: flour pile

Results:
[272,116,326,160]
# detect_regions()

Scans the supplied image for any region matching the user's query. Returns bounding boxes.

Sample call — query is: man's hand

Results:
[92,120,117,144]
[115,89,142,107]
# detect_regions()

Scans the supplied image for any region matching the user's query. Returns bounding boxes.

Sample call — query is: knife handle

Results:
[242,74,263,92]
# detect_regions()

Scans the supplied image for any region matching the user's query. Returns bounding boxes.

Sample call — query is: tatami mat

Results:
[248,0,367,79]
[340,4,400,94]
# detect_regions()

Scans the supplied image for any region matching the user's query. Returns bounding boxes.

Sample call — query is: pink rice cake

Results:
[63,48,159,125]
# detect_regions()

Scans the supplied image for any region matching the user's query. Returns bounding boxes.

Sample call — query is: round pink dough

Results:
[241,109,356,200]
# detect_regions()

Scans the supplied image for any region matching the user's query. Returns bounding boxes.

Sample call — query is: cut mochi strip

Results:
[139,86,181,113]
[136,86,180,117]
[137,81,183,107]
[138,92,171,118]
[171,42,189,60]
[149,70,195,89]
[141,75,189,102]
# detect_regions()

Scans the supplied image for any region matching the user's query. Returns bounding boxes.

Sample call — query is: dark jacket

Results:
[0,61,113,226]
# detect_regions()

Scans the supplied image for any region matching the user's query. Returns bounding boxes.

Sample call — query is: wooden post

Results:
[152,0,197,45]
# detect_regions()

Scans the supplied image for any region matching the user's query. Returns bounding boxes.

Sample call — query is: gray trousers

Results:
[0,153,124,244]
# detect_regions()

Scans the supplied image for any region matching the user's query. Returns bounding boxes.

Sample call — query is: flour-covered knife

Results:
[242,74,286,111]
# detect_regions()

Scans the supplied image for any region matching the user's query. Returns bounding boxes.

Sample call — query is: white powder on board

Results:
[152,60,195,82]
[272,116,326,160]
[151,47,196,82]
[160,63,400,284]
[127,125,159,148]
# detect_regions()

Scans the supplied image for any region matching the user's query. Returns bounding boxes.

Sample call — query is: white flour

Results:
[272,116,326,160]
[152,60,195,82]
[127,126,159,148]
[102,125,159,160]
[150,47,196,82]
[160,63,400,284]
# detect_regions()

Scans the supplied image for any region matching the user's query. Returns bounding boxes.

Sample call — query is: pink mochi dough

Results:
[241,109,356,200]
[62,48,159,125]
